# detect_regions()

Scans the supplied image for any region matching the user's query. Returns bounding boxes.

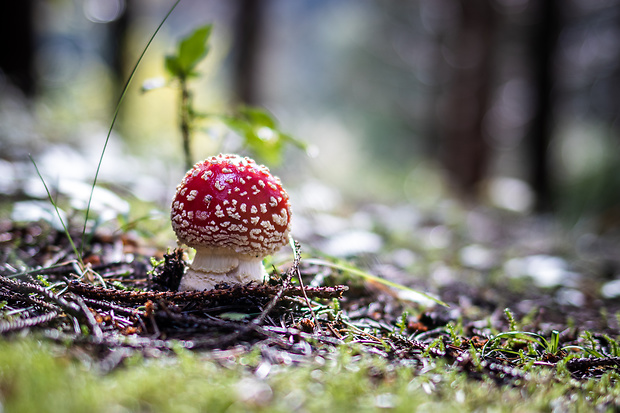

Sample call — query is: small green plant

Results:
[424,336,445,357]
[570,331,605,358]
[602,334,620,357]
[148,24,308,170]
[446,321,463,347]
[162,24,212,170]
[504,308,519,331]
[396,311,409,334]
[481,331,552,360]
[481,328,611,361]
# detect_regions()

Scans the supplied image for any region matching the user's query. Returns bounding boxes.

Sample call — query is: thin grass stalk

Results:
[80,0,183,257]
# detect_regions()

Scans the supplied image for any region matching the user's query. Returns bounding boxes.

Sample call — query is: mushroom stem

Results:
[179,248,267,291]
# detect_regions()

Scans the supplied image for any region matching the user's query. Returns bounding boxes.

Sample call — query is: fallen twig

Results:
[67,280,348,303]
[0,311,61,334]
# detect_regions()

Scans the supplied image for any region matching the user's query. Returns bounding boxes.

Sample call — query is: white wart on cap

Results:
[171,154,292,290]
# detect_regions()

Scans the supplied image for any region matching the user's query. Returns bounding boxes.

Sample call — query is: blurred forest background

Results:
[1,0,619,245]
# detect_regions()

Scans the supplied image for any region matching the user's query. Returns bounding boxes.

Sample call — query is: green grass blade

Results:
[549,330,560,354]
[80,0,182,257]
[303,258,448,307]
[561,345,605,358]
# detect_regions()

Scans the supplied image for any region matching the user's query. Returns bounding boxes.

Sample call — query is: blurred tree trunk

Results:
[232,0,266,105]
[526,0,560,212]
[0,0,35,96]
[108,1,131,89]
[441,0,497,198]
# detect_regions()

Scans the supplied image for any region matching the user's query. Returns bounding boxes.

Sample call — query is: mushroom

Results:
[170,154,292,291]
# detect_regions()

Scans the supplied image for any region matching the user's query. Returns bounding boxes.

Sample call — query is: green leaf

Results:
[164,55,182,78]
[240,107,277,129]
[219,312,251,321]
[562,345,605,358]
[166,24,212,78]
[220,106,308,166]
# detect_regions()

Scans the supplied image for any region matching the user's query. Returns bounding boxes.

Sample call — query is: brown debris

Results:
[151,249,185,291]
[3,220,620,386]
[565,357,620,379]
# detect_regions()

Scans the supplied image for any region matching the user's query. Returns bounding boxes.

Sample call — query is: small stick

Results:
[253,239,301,326]
[0,311,60,334]
[67,280,347,303]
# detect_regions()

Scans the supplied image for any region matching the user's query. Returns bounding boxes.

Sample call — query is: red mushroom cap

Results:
[171,154,292,257]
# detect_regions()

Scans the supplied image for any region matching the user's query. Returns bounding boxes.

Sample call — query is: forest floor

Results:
[1,200,620,412]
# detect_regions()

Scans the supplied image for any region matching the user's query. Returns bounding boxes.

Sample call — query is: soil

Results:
[1,219,620,383]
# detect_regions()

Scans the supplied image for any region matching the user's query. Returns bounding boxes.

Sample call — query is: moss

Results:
[1,339,620,413]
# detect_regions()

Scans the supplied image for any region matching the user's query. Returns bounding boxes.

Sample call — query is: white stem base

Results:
[179,248,267,291]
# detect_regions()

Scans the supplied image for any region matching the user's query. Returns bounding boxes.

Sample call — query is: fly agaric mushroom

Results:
[170,154,292,291]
